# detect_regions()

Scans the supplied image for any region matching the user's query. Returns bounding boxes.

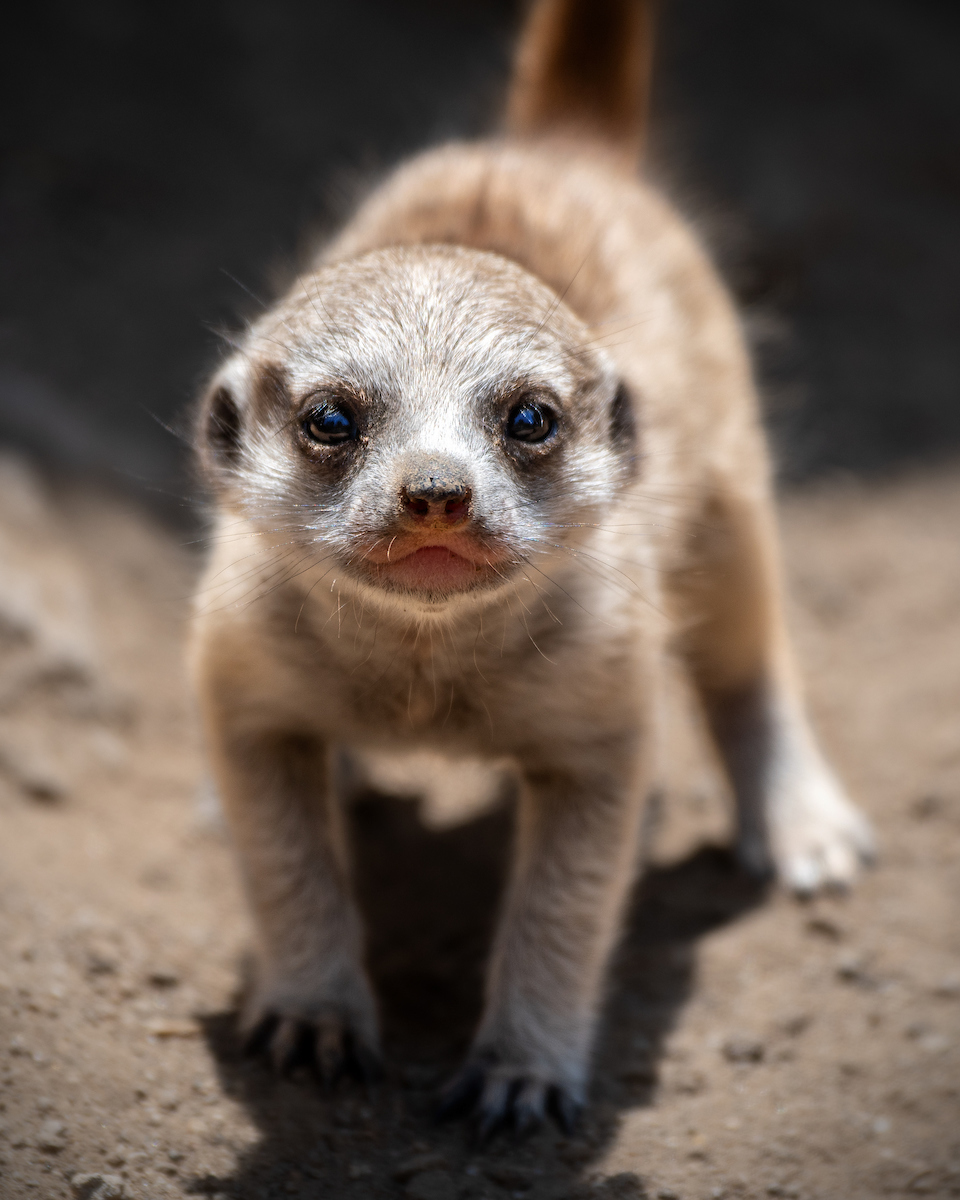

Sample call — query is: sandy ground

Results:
[0,456,958,1200]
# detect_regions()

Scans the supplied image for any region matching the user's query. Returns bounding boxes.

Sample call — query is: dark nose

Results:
[400,463,472,526]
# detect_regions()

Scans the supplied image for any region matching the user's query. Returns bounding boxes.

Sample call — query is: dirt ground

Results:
[0,455,957,1200]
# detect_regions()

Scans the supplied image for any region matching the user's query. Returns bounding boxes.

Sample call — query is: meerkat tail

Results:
[505,0,657,165]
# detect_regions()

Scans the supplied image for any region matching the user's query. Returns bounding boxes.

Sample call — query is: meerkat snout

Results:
[399,464,473,527]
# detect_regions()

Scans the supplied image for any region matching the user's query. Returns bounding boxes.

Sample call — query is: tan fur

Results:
[189,0,873,1128]
[507,0,657,165]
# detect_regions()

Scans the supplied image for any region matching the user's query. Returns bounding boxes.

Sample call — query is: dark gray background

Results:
[2,0,958,519]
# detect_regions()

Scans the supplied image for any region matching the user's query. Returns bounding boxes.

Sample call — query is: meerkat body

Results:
[191,0,873,1131]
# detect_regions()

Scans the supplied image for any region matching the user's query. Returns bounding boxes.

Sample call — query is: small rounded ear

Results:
[610,381,640,483]
[610,381,637,447]
[197,381,243,478]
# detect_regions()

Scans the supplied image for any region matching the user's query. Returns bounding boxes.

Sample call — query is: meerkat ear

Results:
[610,381,637,446]
[196,362,291,483]
[196,379,244,479]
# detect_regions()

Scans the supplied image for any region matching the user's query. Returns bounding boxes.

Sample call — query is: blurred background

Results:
[2,0,959,521]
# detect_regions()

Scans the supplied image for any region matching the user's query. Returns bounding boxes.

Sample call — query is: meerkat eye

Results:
[302,403,357,446]
[506,399,556,444]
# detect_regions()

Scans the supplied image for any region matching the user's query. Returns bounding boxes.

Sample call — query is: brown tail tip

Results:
[506,0,657,166]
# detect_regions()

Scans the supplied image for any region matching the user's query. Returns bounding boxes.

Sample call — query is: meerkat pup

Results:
[190,0,873,1134]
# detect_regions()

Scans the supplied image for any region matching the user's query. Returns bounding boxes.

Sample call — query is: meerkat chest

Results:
[289,597,645,756]
[333,650,492,747]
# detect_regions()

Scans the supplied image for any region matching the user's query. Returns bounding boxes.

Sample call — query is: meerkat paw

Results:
[437,1048,584,1142]
[740,755,876,894]
[241,977,382,1084]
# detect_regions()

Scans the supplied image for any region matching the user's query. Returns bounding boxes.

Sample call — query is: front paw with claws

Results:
[241,974,382,1085]
[437,1053,583,1142]
[243,1009,382,1083]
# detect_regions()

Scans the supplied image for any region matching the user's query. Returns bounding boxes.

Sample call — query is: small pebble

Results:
[394,1152,448,1182]
[779,1013,811,1037]
[36,1118,68,1152]
[920,1032,949,1054]
[70,1173,126,1199]
[593,1174,647,1198]
[836,953,874,986]
[619,1063,657,1085]
[147,968,180,988]
[405,1169,459,1200]
[911,794,943,819]
[722,1035,764,1064]
[8,1034,29,1056]
[15,752,69,802]
[144,1017,200,1038]
[85,949,119,977]
[671,1067,707,1094]
[485,1164,536,1189]
[348,1161,373,1180]
[806,915,843,941]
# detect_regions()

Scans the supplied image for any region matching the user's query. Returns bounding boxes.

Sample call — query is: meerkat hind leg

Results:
[677,489,875,893]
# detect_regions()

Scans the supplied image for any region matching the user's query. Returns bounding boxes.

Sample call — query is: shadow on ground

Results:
[195,795,767,1200]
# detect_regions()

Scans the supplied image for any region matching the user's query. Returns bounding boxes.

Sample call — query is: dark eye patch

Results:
[506,399,557,444]
[302,403,357,446]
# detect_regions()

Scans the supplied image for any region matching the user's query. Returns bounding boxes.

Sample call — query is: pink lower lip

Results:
[378,545,487,591]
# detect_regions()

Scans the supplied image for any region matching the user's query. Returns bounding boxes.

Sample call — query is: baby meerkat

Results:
[191,0,873,1134]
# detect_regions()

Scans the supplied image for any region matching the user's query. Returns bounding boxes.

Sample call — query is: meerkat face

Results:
[197,245,637,614]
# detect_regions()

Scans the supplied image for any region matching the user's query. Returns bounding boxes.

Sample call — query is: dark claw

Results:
[512,1105,540,1139]
[476,1110,506,1146]
[272,1018,313,1074]
[352,1045,383,1085]
[436,1062,485,1121]
[314,1021,345,1085]
[475,1076,515,1146]
[346,1035,384,1085]
[513,1081,546,1139]
[549,1086,582,1136]
[242,1012,279,1057]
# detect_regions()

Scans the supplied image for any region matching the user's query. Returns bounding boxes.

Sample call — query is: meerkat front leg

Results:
[205,723,381,1080]
[440,743,647,1136]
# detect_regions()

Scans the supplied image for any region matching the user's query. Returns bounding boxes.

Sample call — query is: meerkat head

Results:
[197,244,637,614]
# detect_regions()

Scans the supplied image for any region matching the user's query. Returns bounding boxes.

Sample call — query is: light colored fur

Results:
[189,1,872,1127]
